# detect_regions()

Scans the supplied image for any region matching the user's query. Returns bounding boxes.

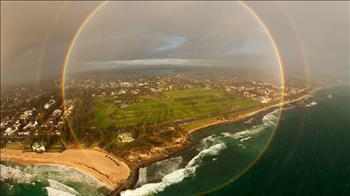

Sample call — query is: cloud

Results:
[112,58,208,66]
[224,39,266,54]
[154,36,187,51]
[75,58,212,72]
[1,1,348,86]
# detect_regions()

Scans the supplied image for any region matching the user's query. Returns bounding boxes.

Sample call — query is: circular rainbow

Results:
[60,1,288,194]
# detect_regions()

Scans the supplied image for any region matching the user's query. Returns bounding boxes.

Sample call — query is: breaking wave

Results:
[121,143,227,196]
[306,101,318,107]
[121,109,280,196]
[0,162,108,195]
[240,136,252,142]
[222,109,280,140]
[136,156,183,187]
[283,105,296,111]
[47,179,78,195]
[46,187,75,196]
[0,164,33,183]
[197,135,216,151]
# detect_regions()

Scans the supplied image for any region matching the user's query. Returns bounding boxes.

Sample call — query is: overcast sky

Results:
[1,1,349,87]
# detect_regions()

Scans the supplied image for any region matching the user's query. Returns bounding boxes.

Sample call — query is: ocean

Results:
[1,85,349,196]
[0,162,110,196]
[122,85,350,196]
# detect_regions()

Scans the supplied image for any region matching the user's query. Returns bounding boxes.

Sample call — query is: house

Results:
[23,121,34,130]
[0,121,9,129]
[118,132,134,143]
[261,97,272,104]
[4,127,15,136]
[120,103,128,108]
[52,109,63,117]
[32,142,46,153]
[20,110,33,120]
[18,131,30,136]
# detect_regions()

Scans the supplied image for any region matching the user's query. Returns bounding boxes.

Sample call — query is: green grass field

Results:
[93,88,257,128]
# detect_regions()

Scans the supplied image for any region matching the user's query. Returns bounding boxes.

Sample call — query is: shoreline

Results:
[0,92,314,195]
[187,93,312,135]
[113,92,313,195]
[0,148,131,191]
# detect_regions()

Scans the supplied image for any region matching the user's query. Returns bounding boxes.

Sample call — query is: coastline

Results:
[187,93,312,135]
[0,92,314,195]
[113,92,313,195]
[0,148,131,191]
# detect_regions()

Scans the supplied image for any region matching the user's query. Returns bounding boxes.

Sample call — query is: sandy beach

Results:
[0,148,131,190]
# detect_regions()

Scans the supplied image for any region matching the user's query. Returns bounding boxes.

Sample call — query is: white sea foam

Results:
[48,179,78,195]
[122,110,280,196]
[136,168,148,187]
[199,135,215,146]
[0,164,33,183]
[202,135,215,143]
[121,143,226,196]
[306,101,317,107]
[136,156,183,187]
[1,162,106,195]
[197,135,218,151]
[262,109,279,125]
[244,118,254,124]
[25,164,104,188]
[122,165,194,196]
[240,136,252,142]
[283,105,295,111]
[221,109,280,140]
[221,132,232,138]
[152,156,183,175]
[187,143,226,167]
[45,187,75,196]
[222,126,263,140]
[237,143,246,149]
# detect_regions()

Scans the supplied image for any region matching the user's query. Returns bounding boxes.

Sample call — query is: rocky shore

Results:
[111,93,312,195]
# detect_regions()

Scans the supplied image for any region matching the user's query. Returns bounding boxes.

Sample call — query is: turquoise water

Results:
[0,162,110,196]
[2,86,349,196]
[122,85,350,196]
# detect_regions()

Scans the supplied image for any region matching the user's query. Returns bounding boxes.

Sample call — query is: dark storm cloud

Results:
[1,1,100,86]
[1,1,349,86]
[66,1,277,75]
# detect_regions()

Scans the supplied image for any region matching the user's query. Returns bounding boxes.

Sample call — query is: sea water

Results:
[2,86,349,196]
[0,162,110,196]
[212,85,350,196]
[122,85,350,196]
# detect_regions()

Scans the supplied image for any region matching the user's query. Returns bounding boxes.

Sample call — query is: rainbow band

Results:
[240,2,286,102]
[198,2,287,194]
[60,1,286,104]
[60,1,287,193]
[61,1,108,104]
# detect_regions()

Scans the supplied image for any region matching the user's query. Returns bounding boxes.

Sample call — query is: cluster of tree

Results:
[64,90,100,146]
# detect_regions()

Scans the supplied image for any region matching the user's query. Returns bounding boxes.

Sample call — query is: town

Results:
[1,71,309,163]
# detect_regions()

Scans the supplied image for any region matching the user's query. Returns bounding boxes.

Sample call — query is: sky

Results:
[1,1,349,87]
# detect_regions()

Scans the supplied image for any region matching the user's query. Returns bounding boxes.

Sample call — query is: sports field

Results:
[93,88,256,127]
